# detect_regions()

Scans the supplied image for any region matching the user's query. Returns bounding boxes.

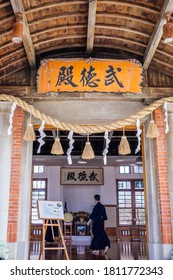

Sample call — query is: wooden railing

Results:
[117,226,146,241]
[30,224,43,241]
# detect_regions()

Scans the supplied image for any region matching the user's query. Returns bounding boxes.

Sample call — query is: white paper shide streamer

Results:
[102,131,110,165]
[67,131,74,165]
[135,118,142,154]
[163,101,169,134]
[37,120,46,153]
[7,102,17,135]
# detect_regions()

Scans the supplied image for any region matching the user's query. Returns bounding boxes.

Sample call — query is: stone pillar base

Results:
[7,241,29,260]
[148,243,173,260]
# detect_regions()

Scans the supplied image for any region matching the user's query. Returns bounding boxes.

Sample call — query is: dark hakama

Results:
[89,202,110,250]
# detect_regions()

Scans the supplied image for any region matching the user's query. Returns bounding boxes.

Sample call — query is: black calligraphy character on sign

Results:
[55,66,78,87]
[80,66,100,87]
[78,171,88,181]
[66,172,77,181]
[89,171,99,182]
[105,65,124,88]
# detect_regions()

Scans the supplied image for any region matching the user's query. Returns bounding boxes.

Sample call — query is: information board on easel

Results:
[38,200,64,220]
[37,200,69,260]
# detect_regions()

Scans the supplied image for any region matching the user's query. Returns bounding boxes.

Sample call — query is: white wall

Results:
[33,164,142,213]
[101,167,116,205]
[47,166,61,200]
[63,185,100,213]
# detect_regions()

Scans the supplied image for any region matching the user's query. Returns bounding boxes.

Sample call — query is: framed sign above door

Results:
[60,168,104,185]
[37,59,142,94]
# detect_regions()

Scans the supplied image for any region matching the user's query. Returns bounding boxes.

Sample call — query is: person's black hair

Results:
[94,194,100,201]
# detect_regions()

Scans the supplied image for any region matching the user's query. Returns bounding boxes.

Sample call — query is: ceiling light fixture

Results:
[77,157,87,164]
[115,156,126,162]
[12,13,23,44]
[135,156,142,165]
[163,13,173,44]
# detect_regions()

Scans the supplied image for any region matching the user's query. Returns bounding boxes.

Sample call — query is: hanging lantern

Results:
[163,13,173,44]
[118,127,131,155]
[12,13,23,44]
[82,133,95,160]
[51,129,64,155]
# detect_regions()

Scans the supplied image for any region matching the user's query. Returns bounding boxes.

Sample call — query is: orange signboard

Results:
[37,59,143,94]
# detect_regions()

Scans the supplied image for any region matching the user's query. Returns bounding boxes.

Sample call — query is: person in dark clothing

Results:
[87,194,110,255]
[45,220,59,242]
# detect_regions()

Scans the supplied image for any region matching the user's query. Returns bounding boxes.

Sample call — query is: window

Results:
[33,165,44,174]
[134,165,143,174]
[31,179,47,224]
[117,180,145,226]
[119,166,130,174]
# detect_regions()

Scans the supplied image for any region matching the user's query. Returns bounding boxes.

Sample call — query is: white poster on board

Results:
[38,200,64,220]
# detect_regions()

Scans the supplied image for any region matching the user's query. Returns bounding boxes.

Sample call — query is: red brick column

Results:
[154,108,172,244]
[7,107,24,242]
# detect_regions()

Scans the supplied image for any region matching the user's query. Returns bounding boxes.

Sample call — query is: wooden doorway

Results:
[116,179,146,241]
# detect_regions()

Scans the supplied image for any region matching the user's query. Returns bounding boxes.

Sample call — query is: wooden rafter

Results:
[96,25,150,38]
[0,65,28,79]
[143,0,173,70]
[86,0,97,55]
[96,13,155,27]
[34,35,86,48]
[24,1,87,14]
[31,24,86,38]
[95,35,146,48]
[99,1,160,14]
[28,13,87,28]
[10,0,36,69]
[0,1,11,9]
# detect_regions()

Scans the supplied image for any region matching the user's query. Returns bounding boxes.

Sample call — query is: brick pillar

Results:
[154,108,172,244]
[7,107,24,242]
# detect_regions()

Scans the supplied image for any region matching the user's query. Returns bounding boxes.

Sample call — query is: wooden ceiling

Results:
[1,0,173,99]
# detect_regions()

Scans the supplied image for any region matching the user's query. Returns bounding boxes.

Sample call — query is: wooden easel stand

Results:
[39,219,69,260]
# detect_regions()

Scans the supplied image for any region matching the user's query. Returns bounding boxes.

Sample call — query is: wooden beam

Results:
[95,35,146,48]
[143,0,173,70]
[28,12,88,27]
[98,1,159,14]
[0,65,28,79]
[0,86,173,101]
[86,0,97,55]
[97,13,155,27]
[96,25,150,38]
[10,0,36,69]
[24,1,86,14]
[0,57,27,72]
[34,34,86,48]
[0,15,14,25]
[0,86,35,95]
[31,24,86,37]
[0,1,11,9]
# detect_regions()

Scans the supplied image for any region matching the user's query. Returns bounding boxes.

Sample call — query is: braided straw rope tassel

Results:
[82,133,95,160]
[51,129,64,155]
[118,127,131,155]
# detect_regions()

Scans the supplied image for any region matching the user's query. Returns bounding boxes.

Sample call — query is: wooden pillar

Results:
[154,108,172,244]
[7,107,24,242]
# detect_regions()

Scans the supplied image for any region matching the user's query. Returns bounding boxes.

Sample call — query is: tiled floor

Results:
[30,238,148,260]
